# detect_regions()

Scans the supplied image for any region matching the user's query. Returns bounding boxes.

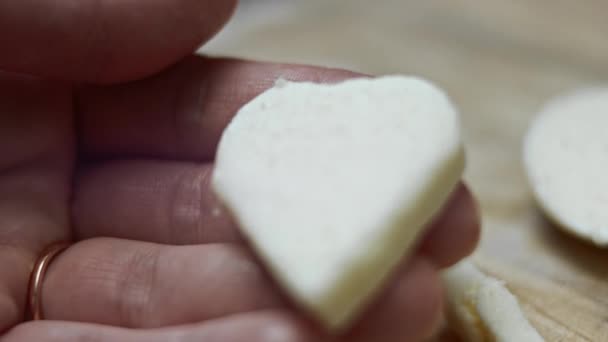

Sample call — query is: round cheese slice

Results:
[524,88,608,245]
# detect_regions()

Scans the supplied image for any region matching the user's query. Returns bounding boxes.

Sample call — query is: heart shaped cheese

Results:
[212,76,464,331]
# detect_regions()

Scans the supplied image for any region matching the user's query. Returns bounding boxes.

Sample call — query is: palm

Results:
[1,2,479,341]
[1,60,478,341]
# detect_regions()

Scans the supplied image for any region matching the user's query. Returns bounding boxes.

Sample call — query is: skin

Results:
[0,1,480,341]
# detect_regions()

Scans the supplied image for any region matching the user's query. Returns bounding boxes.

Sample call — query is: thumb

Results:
[0,0,237,84]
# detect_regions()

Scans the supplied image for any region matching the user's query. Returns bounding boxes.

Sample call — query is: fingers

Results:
[0,1,237,83]
[4,312,320,342]
[78,56,362,161]
[0,72,72,331]
[419,184,480,268]
[72,161,239,244]
[72,159,479,268]
[42,238,282,328]
[40,237,443,340]
[346,258,443,342]
[9,262,444,342]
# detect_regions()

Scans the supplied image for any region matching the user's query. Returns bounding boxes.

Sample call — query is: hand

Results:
[0,1,480,341]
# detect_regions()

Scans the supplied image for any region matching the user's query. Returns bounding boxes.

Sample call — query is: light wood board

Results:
[202,1,608,340]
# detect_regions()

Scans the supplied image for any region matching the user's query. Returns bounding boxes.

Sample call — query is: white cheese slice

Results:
[212,76,464,331]
[524,88,608,246]
[443,261,544,342]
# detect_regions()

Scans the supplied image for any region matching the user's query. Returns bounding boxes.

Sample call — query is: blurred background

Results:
[201,1,608,340]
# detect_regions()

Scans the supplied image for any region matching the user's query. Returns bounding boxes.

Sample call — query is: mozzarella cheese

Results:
[443,261,544,342]
[212,76,464,330]
[524,88,608,245]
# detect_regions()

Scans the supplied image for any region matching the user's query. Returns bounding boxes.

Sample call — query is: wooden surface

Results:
[202,1,608,340]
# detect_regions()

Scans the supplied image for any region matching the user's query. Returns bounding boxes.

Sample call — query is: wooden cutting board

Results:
[202,1,608,340]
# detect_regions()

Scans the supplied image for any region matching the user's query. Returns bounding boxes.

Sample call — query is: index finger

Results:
[78,56,362,161]
[0,0,237,83]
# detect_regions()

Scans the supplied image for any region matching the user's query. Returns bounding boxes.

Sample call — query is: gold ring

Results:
[26,241,70,320]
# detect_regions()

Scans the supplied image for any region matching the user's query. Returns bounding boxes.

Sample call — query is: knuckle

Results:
[115,245,161,327]
[171,62,211,157]
[168,166,214,244]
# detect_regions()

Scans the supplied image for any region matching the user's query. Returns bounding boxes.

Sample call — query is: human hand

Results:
[0,1,480,341]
